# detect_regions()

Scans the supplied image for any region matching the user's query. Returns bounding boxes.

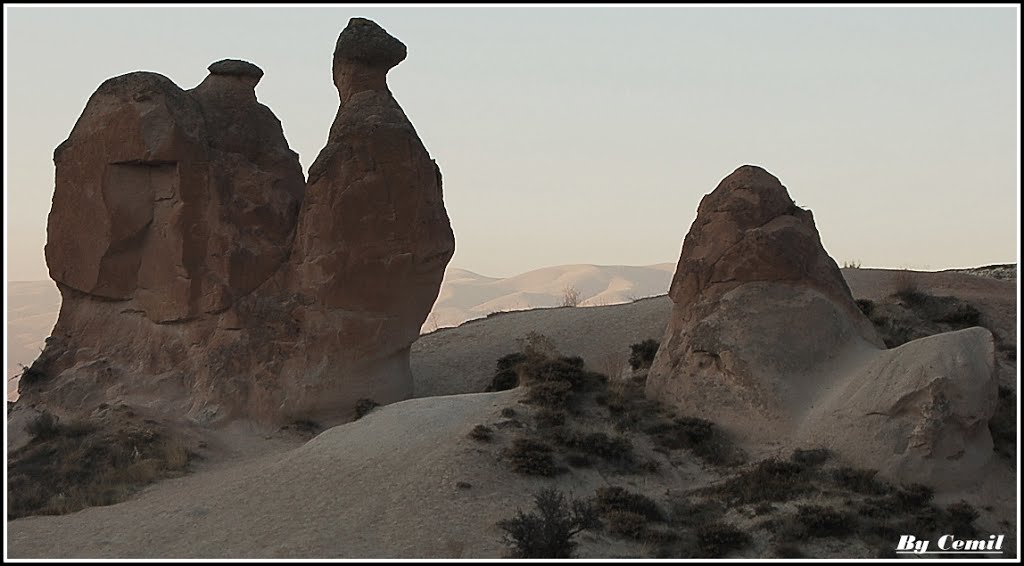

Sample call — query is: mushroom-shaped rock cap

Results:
[334,17,407,69]
[208,59,265,81]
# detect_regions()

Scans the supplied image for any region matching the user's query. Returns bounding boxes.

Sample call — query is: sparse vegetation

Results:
[790,504,856,538]
[842,260,862,269]
[593,486,663,521]
[705,458,814,506]
[791,447,831,467]
[695,522,751,558]
[354,398,379,419]
[496,488,599,558]
[487,352,528,392]
[830,466,891,496]
[560,285,582,308]
[8,415,192,519]
[505,438,563,476]
[644,416,742,466]
[468,424,493,442]
[628,339,660,371]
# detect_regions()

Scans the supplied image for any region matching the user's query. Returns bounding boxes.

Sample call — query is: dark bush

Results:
[469,424,493,442]
[946,500,980,538]
[500,407,517,418]
[555,431,635,467]
[354,398,379,419]
[794,504,856,538]
[593,486,662,521]
[695,522,751,558]
[497,488,600,558]
[706,458,812,506]
[487,353,529,392]
[855,299,875,317]
[895,483,934,508]
[628,339,660,371]
[830,467,892,495]
[534,409,566,428]
[488,369,520,392]
[604,510,649,540]
[8,419,191,519]
[498,352,528,371]
[565,453,594,468]
[791,448,832,467]
[525,380,574,408]
[506,438,562,476]
[773,543,805,558]
[644,416,739,466]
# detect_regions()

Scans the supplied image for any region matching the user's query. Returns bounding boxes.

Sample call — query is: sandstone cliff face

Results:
[646,165,997,487]
[281,17,456,418]
[22,18,453,428]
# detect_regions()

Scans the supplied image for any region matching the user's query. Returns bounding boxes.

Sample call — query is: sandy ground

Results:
[5,267,1018,558]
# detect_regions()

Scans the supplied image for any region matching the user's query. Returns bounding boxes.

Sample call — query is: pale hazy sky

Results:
[4,5,1020,281]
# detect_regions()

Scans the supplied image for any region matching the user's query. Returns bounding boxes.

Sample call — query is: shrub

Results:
[506,438,562,476]
[500,407,517,418]
[8,420,192,520]
[603,510,649,540]
[560,285,582,308]
[534,409,566,428]
[946,500,980,538]
[830,467,891,495]
[554,431,635,467]
[773,543,805,558]
[644,416,740,466]
[895,483,934,508]
[488,353,528,392]
[794,504,856,538]
[525,380,574,408]
[628,339,660,371]
[593,486,662,521]
[791,448,831,467]
[469,424,493,442]
[695,522,751,558]
[354,398,379,419]
[706,458,812,506]
[496,488,599,558]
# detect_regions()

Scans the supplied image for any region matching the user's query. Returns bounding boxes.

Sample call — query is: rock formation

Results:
[280,17,456,418]
[646,165,997,487]
[19,18,454,429]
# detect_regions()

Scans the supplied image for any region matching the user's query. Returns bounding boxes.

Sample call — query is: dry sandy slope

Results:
[6,390,697,559]
[6,267,1018,558]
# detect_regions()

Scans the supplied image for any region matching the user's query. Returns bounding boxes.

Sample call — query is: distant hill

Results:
[424,263,675,332]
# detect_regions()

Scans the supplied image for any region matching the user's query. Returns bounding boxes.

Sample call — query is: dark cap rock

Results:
[334,17,407,69]
[208,59,265,81]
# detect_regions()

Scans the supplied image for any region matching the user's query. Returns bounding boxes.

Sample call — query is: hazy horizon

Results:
[4,5,1020,282]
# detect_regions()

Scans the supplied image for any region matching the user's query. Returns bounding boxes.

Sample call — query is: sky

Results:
[4,4,1020,281]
